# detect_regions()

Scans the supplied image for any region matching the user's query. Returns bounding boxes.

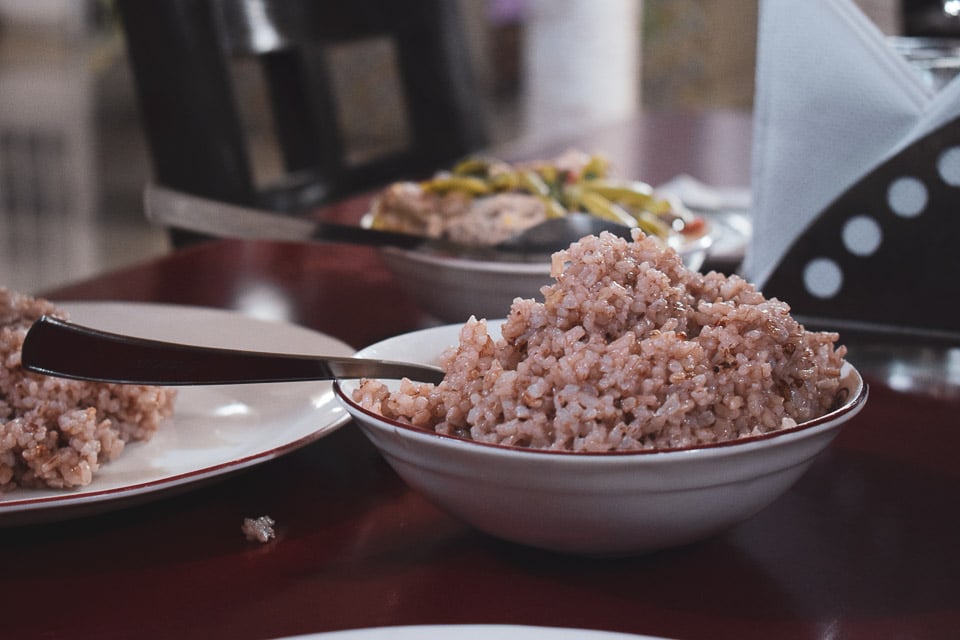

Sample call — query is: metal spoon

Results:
[20,316,445,385]
[145,183,633,259]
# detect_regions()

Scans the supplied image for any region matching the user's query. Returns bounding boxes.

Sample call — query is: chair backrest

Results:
[116,0,488,217]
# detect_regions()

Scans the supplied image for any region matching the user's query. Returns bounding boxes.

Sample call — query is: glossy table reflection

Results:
[2,111,958,640]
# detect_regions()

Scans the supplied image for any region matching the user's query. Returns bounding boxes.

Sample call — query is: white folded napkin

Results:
[745,0,960,288]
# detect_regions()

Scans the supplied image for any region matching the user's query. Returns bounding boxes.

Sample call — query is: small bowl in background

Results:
[376,232,712,323]
[335,322,867,556]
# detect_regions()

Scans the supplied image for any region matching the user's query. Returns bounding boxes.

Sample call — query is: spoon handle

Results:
[144,184,548,261]
[21,316,445,385]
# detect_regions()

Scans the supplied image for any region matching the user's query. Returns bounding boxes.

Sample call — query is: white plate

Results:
[0,302,353,526]
[278,625,671,640]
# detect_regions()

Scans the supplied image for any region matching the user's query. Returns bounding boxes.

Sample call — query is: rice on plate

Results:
[0,288,176,491]
[353,230,847,452]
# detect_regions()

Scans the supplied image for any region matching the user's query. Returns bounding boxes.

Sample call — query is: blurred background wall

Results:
[0,0,908,292]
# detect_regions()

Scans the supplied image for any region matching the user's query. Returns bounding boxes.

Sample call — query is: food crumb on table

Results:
[242,515,276,543]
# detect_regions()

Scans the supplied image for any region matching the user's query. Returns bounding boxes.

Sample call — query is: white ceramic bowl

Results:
[335,322,868,556]
[370,218,712,323]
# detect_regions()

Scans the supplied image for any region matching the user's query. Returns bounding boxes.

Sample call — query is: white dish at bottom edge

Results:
[275,624,672,640]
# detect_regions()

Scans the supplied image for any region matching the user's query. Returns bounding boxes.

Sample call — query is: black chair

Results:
[115,0,488,243]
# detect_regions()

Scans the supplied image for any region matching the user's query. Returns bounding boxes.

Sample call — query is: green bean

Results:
[633,210,673,239]
[581,155,610,180]
[580,179,656,208]
[579,191,638,228]
[451,156,491,177]
[536,164,558,186]
[421,176,491,195]
[546,169,569,202]
[644,197,674,216]
[518,170,550,197]
[561,183,582,212]
[538,195,568,219]
[488,170,520,192]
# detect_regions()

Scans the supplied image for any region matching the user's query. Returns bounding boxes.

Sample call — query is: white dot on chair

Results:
[842,215,882,256]
[803,258,842,299]
[937,146,960,186]
[887,177,927,218]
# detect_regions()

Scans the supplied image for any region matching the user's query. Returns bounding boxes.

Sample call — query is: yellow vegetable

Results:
[518,170,551,197]
[581,179,655,207]
[451,156,491,177]
[421,176,491,195]
[633,210,673,239]
[488,170,520,192]
[579,191,638,228]
[538,195,568,219]
[581,155,610,180]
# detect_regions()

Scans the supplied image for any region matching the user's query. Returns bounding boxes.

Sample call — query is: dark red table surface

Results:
[3,111,958,640]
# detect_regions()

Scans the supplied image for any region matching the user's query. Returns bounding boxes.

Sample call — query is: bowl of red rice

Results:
[335,232,867,555]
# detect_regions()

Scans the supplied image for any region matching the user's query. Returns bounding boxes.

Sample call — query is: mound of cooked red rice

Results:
[0,288,176,491]
[353,230,847,451]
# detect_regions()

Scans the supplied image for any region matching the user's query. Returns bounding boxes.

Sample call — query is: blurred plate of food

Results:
[365,150,714,322]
